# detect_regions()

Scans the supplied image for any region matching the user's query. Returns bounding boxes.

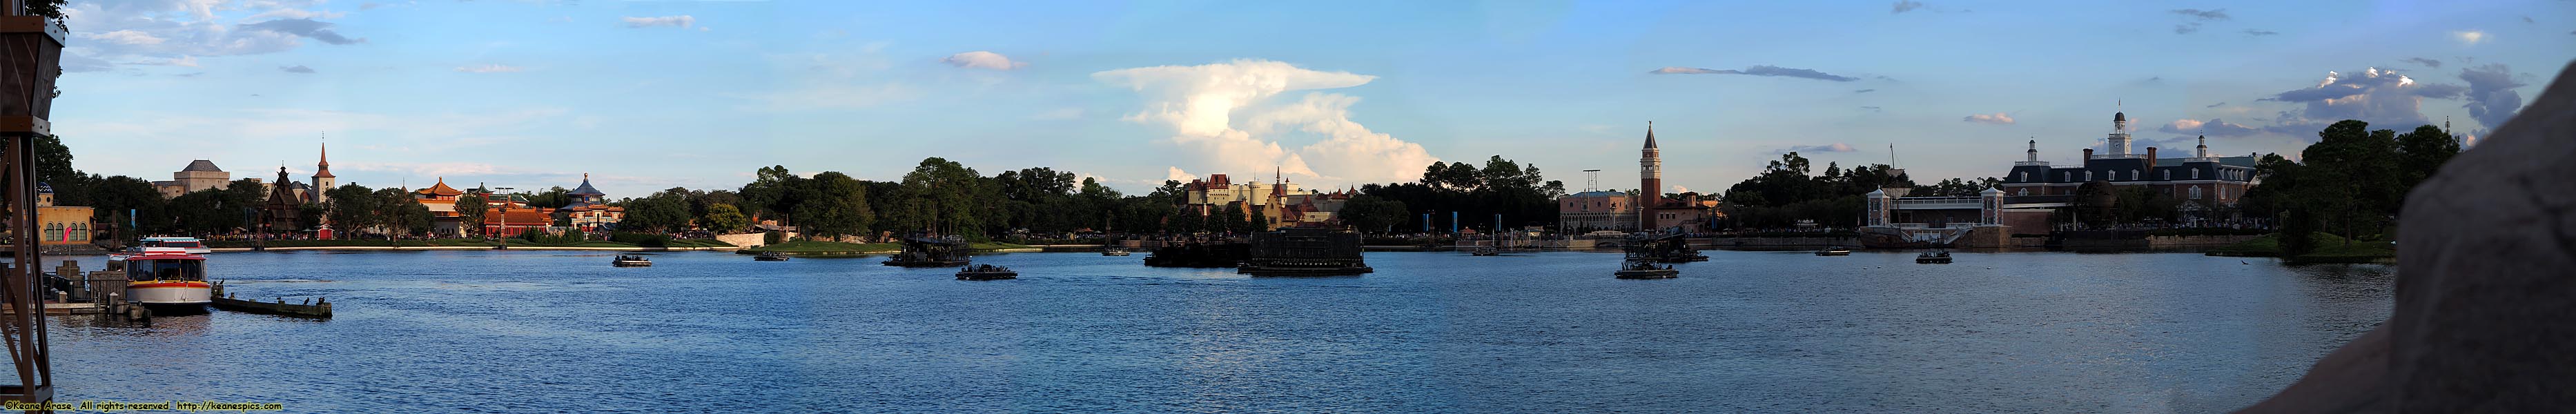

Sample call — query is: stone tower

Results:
[1639,121,1661,230]
[2106,111,2132,156]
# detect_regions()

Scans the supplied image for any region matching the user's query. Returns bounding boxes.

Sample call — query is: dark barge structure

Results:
[1142,237,1249,268]
[1628,233,1708,263]
[883,235,971,267]
[1236,228,1372,277]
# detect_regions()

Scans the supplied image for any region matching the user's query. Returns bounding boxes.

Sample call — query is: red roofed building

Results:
[556,174,624,231]
[413,177,469,237]
[479,195,557,237]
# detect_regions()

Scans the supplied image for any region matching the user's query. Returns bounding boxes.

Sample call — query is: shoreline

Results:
[206,246,741,253]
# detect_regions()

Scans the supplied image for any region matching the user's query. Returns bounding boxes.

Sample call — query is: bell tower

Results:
[1639,121,1661,231]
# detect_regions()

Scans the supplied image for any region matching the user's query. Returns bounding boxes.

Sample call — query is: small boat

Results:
[1101,248,1131,257]
[956,264,1017,280]
[113,247,213,311]
[754,251,791,262]
[1916,250,1953,264]
[613,255,653,267]
[1614,260,1679,279]
[1815,247,1853,256]
[1470,246,1499,256]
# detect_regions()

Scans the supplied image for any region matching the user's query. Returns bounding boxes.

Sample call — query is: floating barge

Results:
[1614,260,1679,279]
[1143,239,1249,268]
[1238,228,1372,277]
[209,283,332,319]
[955,264,1018,281]
[884,235,972,267]
[1916,250,1953,264]
[1628,234,1708,263]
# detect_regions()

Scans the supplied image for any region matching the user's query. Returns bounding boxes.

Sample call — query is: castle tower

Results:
[1639,121,1661,230]
[313,138,337,193]
[2106,112,2132,156]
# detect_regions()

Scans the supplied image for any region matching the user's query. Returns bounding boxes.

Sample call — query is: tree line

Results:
[2237,120,2459,255]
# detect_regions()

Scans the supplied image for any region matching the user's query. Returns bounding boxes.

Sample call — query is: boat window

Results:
[133,259,206,282]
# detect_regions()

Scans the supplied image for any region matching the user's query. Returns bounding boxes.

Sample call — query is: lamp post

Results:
[491,187,514,248]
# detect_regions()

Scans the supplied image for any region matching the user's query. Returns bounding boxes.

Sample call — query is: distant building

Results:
[1632,123,1718,233]
[35,183,94,246]
[413,178,467,237]
[557,174,623,232]
[480,195,556,237]
[1998,111,2260,224]
[259,166,303,233]
[153,159,231,198]
[310,140,337,204]
[1557,190,1635,232]
[1178,172,1349,230]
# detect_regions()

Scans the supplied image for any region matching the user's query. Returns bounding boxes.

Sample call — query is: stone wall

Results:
[715,233,769,248]
[2145,234,2262,247]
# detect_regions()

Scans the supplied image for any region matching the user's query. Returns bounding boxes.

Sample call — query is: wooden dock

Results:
[209,284,332,319]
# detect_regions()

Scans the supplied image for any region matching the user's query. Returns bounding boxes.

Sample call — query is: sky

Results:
[48,0,2576,198]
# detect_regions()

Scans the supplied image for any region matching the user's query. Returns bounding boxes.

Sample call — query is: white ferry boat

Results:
[114,247,213,309]
[137,237,213,255]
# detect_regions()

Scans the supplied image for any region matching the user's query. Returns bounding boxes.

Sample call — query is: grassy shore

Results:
[739,240,1035,255]
[2206,233,2397,264]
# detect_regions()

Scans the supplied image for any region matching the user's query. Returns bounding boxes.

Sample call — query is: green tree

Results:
[794,172,876,239]
[1338,195,1409,233]
[326,184,380,238]
[2394,124,2461,192]
[456,193,489,237]
[702,204,750,234]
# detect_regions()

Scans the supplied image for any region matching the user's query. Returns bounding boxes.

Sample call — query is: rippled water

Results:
[41,249,2392,413]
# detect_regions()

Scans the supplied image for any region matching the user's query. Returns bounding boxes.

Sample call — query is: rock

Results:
[2242,59,2576,412]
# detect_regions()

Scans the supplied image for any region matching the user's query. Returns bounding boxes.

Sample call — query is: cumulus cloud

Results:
[1891,1,1925,14]
[1672,185,1690,195]
[1095,59,1441,185]
[280,65,314,73]
[2158,118,2261,137]
[1962,112,2015,124]
[2458,63,2525,130]
[239,19,364,45]
[622,16,696,28]
[2403,57,2443,68]
[2261,67,2466,137]
[1785,143,1859,152]
[1165,166,1198,183]
[1649,65,1860,81]
[455,64,524,73]
[939,51,1025,70]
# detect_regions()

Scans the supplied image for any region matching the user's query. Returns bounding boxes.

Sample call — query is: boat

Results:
[1916,250,1953,264]
[754,251,791,262]
[1470,246,1499,256]
[1101,248,1131,257]
[1614,260,1679,279]
[1626,233,1709,263]
[884,234,971,267]
[613,255,653,267]
[1238,228,1373,276]
[1815,247,1853,256]
[955,264,1019,280]
[137,237,213,255]
[111,247,213,310]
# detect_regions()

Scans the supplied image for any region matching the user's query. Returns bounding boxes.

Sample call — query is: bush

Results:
[520,231,587,245]
[609,232,671,248]
[764,230,785,244]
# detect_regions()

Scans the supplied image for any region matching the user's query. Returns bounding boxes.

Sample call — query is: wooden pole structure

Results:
[0,2,61,409]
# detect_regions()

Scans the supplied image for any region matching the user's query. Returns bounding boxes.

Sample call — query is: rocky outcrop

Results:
[2241,59,2576,412]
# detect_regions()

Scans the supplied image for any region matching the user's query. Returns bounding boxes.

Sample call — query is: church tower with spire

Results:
[1639,121,1662,230]
[312,135,337,195]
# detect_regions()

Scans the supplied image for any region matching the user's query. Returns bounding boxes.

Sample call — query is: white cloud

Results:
[1095,59,1441,185]
[2452,30,2487,44]
[455,64,524,73]
[1165,166,1198,182]
[621,16,696,28]
[1672,185,1690,194]
[939,51,1025,70]
[86,30,165,46]
[1962,112,2016,124]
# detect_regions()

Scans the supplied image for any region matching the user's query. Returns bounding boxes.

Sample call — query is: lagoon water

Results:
[44,249,2392,413]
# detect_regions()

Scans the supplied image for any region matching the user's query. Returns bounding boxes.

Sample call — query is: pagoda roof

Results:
[569,173,606,196]
[415,178,463,197]
[182,159,222,172]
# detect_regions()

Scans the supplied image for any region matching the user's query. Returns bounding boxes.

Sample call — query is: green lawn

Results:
[2208,233,2396,264]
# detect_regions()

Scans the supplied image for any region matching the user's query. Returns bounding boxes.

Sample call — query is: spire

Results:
[1643,121,1657,149]
[313,133,335,178]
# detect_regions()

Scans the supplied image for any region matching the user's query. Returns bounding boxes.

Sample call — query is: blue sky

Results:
[50,0,2576,197]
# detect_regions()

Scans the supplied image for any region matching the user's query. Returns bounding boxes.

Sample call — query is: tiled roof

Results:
[182,159,222,172]
[415,178,462,197]
[569,174,606,197]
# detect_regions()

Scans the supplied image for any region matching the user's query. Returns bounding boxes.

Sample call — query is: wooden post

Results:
[0,10,64,408]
